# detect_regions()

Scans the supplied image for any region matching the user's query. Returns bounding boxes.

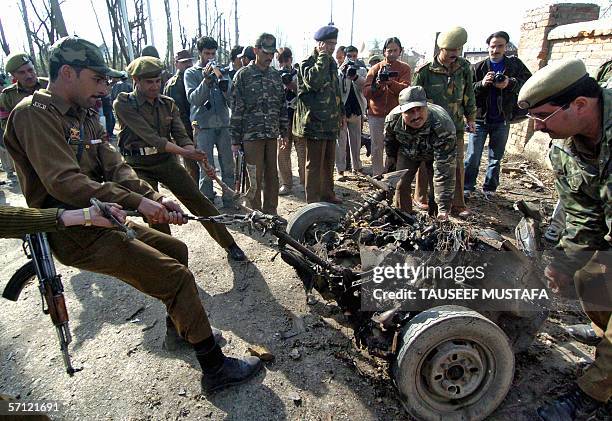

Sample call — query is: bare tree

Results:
[0,17,10,56]
[176,0,188,49]
[50,0,68,37]
[196,0,202,37]
[234,0,239,45]
[90,0,112,63]
[18,0,38,70]
[163,0,174,70]
[106,0,130,67]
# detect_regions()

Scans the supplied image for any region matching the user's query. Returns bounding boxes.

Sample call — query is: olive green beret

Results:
[5,53,31,74]
[518,59,588,109]
[126,56,164,78]
[437,27,468,49]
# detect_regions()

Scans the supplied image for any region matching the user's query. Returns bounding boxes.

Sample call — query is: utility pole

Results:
[350,0,355,45]
[329,0,334,25]
[118,0,134,60]
[145,0,154,45]
[234,0,239,45]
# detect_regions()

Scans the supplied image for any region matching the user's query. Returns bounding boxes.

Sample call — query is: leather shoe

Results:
[201,356,263,394]
[164,326,223,351]
[226,242,247,261]
[565,324,602,346]
[278,185,292,196]
[537,386,604,421]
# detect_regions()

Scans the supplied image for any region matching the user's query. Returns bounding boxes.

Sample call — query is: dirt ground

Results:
[0,142,595,421]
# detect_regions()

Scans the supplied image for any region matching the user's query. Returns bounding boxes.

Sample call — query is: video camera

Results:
[378,64,399,82]
[342,60,360,78]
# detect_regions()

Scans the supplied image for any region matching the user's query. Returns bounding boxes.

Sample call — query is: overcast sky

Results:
[2,0,608,65]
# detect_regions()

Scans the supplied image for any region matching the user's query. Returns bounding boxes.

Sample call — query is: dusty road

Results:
[0,150,595,421]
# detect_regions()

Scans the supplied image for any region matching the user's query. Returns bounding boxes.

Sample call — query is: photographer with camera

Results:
[364,37,412,176]
[276,47,305,195]
[464,31,531,200]
[337,46,368,178]
[184,36,235,208]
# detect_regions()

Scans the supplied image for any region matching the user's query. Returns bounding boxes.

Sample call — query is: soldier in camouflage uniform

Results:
[518,59,611,421]
[114,56,246,261]
[0,53,48,180]
[412,27,476,217]
[230,33,287,215]
[293,25,344,204]
[164,49,199,182]
[385,86,456,217]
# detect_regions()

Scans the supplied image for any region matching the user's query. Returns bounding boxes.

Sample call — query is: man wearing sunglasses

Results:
[518,58,611,420]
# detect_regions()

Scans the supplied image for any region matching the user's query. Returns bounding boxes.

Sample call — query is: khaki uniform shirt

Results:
[113,89,193,152]
[0,78,48,143]
[4,89,161,210]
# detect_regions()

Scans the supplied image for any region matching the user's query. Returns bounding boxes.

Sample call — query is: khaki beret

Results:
[518,58,588,109]
[5,53,31,74]
[437,27,468,49]
[126,56,164,78]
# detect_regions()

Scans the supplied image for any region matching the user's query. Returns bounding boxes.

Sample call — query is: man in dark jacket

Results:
[464,31,531,199]
[293,25,344,204]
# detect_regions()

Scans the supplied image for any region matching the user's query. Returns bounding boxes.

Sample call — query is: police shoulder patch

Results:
[30,91,52,110]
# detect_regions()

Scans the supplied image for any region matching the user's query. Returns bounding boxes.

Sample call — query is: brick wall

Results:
[506,3,607,164]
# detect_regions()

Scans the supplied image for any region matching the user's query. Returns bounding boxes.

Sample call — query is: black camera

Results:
[218,79,229,92]
[280,69,296,85]
[378,65,399,82]
[343,60,359,78]
[493,72,506,84]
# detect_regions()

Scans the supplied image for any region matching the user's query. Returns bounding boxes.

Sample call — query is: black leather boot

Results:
[226,242,247,261]
[163,317,223,351]
[537,386,605,421]
[565,324,602,347]
[194,336,262,394]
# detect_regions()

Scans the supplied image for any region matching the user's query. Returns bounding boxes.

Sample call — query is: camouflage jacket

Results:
[230,63,288,144]
[384,104,457,212]
[596,59,612,89]
[548,88,612,275]
[164,69,192,137]
[412,56,476,132]
[0,78,48,135]
[292,50,343,140]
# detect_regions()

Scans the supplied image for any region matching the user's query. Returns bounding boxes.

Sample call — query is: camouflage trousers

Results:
[49,223,213,344]
[415,131,467,210]
[574,251,612,402]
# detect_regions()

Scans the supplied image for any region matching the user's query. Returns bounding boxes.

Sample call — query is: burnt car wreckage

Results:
[3,170,549,420]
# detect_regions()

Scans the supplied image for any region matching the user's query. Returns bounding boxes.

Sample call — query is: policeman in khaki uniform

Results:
[384,86,456,217]
[4,36,262,393]
[517,59,611,420]
[230,33,287,215]
[0,53,48,179]
[113,56,246,261]
[412,26,476,218]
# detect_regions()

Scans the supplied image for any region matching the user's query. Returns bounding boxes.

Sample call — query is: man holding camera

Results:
[464,31,531,200]
[230,33,287,215]
[276,47,305,195]
[293,25,344,204]
[384,86,457,218]
[413,26,476,218]
[364,37,412,177]
[184,36,235,208]
[338,45,368,177]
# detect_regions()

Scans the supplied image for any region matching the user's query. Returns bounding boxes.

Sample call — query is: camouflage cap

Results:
[141,45,160,58]
[437,26,468,49]
[49,36,122,78]
[254,33,277,54]
[390,86,428,114]
[518,59,588,109]
[5,53,32,74]
[126,56,164,79]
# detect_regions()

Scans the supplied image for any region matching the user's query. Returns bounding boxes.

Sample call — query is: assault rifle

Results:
[3,233,78,375]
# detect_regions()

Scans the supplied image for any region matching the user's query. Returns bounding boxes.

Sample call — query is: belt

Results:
[121,147,158,156]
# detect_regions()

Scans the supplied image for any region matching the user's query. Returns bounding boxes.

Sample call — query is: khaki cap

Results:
[126,56,164,78]
[254,33,277,54]
[437,26,468,49]
[518,58,588,109]
[5,53,31,74]
[390,86,428,114]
